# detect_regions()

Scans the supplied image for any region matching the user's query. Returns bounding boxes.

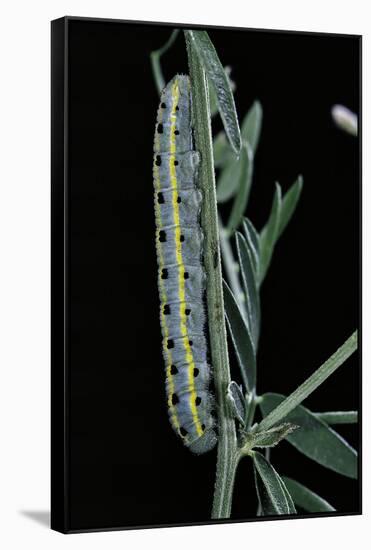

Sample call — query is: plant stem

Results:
[150,30,179,94]
[185,31,238,519]
[257,331,358,432]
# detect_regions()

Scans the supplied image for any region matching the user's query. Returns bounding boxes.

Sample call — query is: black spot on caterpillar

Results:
[152,74,217,455]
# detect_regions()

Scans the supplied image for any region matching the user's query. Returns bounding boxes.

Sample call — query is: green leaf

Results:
[314,411,358,424]
[259,183,282,283]
[209,80,218,118]
[216,155,243,203]
[227,381,246,425]
[277,476,296,514]
[277,175,303,238]
[213,132,234,168]
[223,280,256,392]
[242,218,260,277]
[241,100,263,153]
[219,216,246,310]
[260,394,358,479]
[150,30,180,95]
[253,452,295,515]
[227,144,254,233]
[258,176,303,283]
[250,423,299,449]
[235,232,260,349]
[256,331,358,432]
[186,30,241,154]
[209,66,236,117]
[282,477,336,513]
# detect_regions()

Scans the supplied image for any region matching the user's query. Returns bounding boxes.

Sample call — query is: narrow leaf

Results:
[219,216,246,310]
[213,132,233,168]
[251,423,299,448]
[209,66,236,117]
[277,477,296,514]
[186,30,241,154]
[257,331,358,432]
[216,155,243,203]
[277,175,303,238]
[227,381,246,425]
[260,394,358,479]
[227,144,254,233]
[209,79,218,118]
[253,452,293,515]
[223,280,256,392]
[314,411,358,425]
[282,477,336,513]
[241,100,263,153]
[259,183,282,283]
[235,232,260,348]
[242,217,260,277]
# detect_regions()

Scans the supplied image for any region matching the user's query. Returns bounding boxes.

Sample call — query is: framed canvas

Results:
[51,16,361,533]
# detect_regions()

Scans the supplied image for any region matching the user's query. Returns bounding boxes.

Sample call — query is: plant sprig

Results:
[150,29,358,521]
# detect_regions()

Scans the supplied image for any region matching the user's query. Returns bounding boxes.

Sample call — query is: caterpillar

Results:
[152,74,217,454]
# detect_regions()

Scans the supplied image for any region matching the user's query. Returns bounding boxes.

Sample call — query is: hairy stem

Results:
[185,31,238,519]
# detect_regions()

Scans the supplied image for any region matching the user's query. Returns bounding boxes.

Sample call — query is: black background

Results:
[66,18,360,531]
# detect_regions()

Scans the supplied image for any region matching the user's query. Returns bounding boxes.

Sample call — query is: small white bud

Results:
[331,104,358,136]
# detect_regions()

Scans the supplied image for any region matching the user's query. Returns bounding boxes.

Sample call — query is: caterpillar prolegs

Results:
[152,74,217,454]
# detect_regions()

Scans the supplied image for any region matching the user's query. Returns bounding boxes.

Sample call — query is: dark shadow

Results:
[20,510,50,528]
